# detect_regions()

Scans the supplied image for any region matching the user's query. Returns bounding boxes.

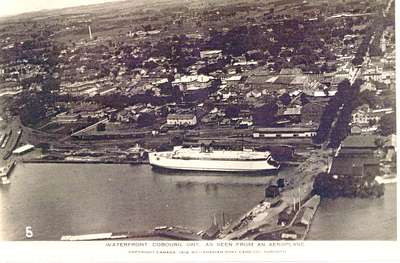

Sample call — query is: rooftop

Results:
[282,107,302,116]
[254,125,318,133]
[341,135,379,149]
[337,148,376,156]
[167,113,196,120]
[279,68,303,75]
[245,75,271,85]
[330,157,380,176]
[13,144,35,154]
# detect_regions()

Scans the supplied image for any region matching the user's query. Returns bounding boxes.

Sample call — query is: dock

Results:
[0,160,16,177]
[250,195,321,240]
[61,226,203,241]
[2,129,22,160]
[61,231,154,241]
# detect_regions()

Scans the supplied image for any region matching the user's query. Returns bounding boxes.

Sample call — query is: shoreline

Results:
[21,159,299,166]
[22,159,148,165]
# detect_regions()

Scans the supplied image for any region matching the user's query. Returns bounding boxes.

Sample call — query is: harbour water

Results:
[0,163,396,240]
[308,183,397,240]
[0,163,278,240]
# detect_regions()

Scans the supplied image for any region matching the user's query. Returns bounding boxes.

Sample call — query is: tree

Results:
[37,142,50,154]
[96,123,106,131]
[225,104,241,118]
[327,79,363,147]
[159,82,173,95]
[137,113,156,127]
[170,86,182,102]
[336,79,351,100]
[356,90,379,108]
[143,60,158,70]
[300,93,309,105]
[159,106,169,117]
[253,102,278,127]
[269,43,281,57]
[379,113,396,136]
[19,93,47,126]
[279,93,291,106]
[298,45,313,57]
[352,56,364,66]
[203,101,215,112]
[313,97,341,144]
[171,135,183,146]
[329,109,351,148]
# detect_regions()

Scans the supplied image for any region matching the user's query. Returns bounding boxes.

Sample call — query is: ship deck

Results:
[154,148,271,161]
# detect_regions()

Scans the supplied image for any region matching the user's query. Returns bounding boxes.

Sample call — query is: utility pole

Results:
[298,186,301,209]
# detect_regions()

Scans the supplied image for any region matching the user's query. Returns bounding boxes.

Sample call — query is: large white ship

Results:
[149,146,280,172]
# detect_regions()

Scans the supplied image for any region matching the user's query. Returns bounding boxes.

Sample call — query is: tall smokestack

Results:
[88,25,92,40]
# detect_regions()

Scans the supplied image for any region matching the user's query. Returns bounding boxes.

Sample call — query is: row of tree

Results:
[313,79,351,144]
[328,79,363,147]
[351,16,386,66]
[314,77,394,147]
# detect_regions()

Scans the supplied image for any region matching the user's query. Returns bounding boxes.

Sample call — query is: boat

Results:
[149,146,280,172]
[1,129,12,149]
[0,160,16,176]
[0,134,9,149]
[0,161,16,185]
[0,133,6,146]
[0,176,10,185]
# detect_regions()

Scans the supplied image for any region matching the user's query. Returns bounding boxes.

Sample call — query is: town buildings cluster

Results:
[0,0,395,163]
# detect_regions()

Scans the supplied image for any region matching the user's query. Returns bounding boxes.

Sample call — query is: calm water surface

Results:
[0,163,278,240]
[0,164,396,240]
[308,183,397,240]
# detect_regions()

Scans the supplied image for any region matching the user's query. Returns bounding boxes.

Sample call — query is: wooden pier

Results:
[61,226,203,241]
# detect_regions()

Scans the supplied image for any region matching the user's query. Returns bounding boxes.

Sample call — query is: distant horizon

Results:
[0,0,121,18]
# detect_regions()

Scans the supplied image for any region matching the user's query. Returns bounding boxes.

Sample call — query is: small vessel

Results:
[0,176,10,185]
[149,146,280,172]
[0,160,16,185]
[0,133,9,148]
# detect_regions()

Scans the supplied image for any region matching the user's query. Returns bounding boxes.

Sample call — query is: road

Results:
[219,150,328,240]
[383,0,393,17]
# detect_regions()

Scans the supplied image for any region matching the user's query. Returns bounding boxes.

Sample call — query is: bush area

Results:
[312,172,384,198]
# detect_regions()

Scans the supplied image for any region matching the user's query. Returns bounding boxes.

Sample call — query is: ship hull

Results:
[149,152,280,172]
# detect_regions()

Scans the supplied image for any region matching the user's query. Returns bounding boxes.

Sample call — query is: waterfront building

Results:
[278,107,302,123]
[339,135,380,151]
[12,144,35,155]
[335,134,381,160]
[329,157,380,177]
[199,50,222,59]
[252,126,318,138]
[312,90,337,97]
[55,112,79,123]
[265,185,280,198]
[166,114,197,126]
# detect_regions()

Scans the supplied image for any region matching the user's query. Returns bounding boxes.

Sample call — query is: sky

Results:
[0,0,119,17]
